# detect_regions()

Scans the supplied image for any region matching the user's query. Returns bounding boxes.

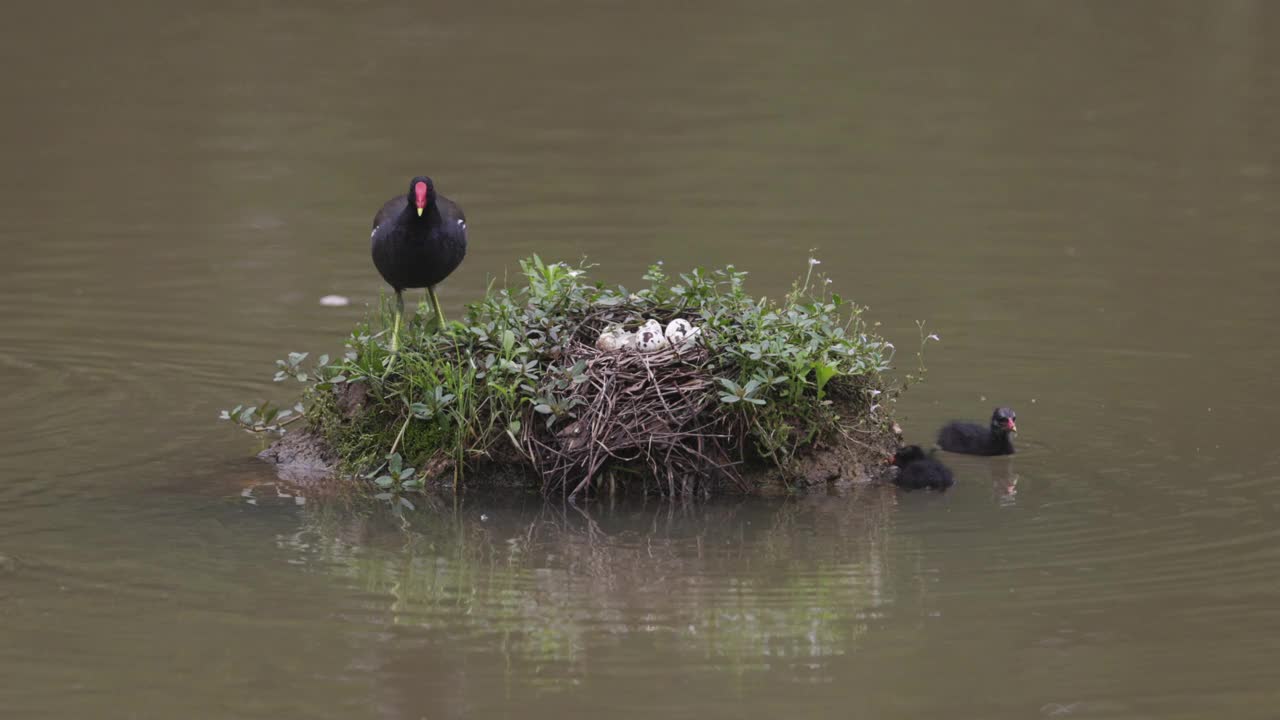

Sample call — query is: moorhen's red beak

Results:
[414,181,429,216]
[1008,420,1017,432]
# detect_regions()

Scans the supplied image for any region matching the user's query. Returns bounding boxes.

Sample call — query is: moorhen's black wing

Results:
[372,194,404,232]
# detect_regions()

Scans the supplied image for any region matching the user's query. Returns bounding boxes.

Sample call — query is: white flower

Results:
[927,333,940,342]
[808,258,821,266]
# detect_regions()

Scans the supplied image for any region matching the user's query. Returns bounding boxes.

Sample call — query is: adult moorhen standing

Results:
[936,407,1017,456]
[888,445,955,491]
[371,175,467,351]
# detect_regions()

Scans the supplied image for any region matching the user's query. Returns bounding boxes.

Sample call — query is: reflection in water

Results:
[990,457,1020,504]
[276,489,902,687]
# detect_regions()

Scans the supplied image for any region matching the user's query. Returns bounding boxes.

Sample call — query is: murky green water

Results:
[3,1,1280,718]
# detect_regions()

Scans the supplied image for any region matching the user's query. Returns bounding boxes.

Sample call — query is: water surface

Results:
[2,1,1279,718]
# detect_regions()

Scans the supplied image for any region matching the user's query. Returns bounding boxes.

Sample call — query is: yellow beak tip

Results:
[417,208,424,217]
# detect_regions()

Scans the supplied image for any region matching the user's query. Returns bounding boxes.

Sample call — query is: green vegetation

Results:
[225,256,924,497]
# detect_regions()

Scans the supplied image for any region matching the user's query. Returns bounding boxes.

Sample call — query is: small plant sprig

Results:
[367,453,421,510]
[717,378,767,406]
[901,320,940,389]
[220,402,305,434]
[274,352,315,382]
[221,351,348,434]
[275,352,348,386]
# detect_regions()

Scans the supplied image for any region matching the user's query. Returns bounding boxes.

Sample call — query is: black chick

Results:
[936,407,1017,456]
[888,445,955,491]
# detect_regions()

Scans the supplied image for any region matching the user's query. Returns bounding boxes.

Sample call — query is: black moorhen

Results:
[371,176,467,350]
[936,407,1017,456]
[888,445,955,491]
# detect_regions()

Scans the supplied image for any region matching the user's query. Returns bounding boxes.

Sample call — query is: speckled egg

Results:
[632,319,668,353]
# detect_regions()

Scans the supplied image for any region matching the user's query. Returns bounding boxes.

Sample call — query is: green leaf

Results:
[387,453,402,474]
[814,361,838,397]
[398,497,416,511]
[717,378,742,394]
[373,492,394,501]
[399,467,415,480]
[533,404,552,415]
[502,330,516,355]
[317,354,329,367]
[374,475,394,488]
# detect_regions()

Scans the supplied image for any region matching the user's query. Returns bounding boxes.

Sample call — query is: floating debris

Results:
[319,295,350,307]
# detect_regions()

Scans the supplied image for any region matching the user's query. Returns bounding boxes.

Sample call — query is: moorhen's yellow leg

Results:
[427,286,446,323]
[390,289,405,352]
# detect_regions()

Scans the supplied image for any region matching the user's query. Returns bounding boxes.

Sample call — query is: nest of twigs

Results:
[247,257,908,498]
[522,318,747,499]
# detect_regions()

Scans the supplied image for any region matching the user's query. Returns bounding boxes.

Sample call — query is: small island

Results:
[226,256,924,498]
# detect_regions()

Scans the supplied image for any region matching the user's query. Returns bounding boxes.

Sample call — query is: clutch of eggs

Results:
[594,318,703,354]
